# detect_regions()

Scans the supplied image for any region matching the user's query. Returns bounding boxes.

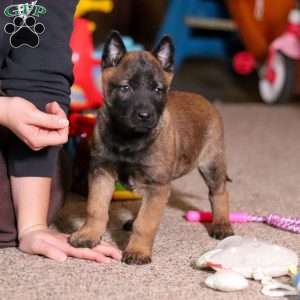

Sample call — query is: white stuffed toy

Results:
[194,236,299,296]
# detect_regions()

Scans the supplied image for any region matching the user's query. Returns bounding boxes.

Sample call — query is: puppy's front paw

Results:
[122,251,152,265]
[69,228,101,248]
[210,222,234,240]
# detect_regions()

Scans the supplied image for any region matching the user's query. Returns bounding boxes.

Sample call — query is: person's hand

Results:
[0,97,69,150]
[18,227,122,263]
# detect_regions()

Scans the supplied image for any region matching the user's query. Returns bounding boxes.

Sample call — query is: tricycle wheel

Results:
[258,51,295,104]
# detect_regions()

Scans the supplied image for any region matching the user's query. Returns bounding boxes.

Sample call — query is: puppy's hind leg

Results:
[198,154,234,240]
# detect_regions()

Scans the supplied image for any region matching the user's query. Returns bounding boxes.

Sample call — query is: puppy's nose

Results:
[137,111,151,120]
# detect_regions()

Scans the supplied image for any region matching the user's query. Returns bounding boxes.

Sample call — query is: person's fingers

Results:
[45,102,57,116]
[52,237,114,263]
[24,126,68,149]
[45,102,69,139]
[65,242,121,262]
[65,244,113,263]
[94,254,112,264]
[46,102,67,118]
[92,244,122,261]
[64,244,106,261]
[30,232,117,263]
[30,108,69,129]
[29,239,67,262]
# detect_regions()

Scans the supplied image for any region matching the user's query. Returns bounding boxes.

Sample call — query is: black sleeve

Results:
[0,0,78,177]
[1,0,78,111]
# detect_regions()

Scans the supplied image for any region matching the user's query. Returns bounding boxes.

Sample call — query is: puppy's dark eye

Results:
[118,85,130,93]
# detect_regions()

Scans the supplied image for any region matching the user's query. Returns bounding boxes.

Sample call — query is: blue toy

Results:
[157,0,233,68]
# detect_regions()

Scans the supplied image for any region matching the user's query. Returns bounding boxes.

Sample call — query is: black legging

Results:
[0,122,60,177]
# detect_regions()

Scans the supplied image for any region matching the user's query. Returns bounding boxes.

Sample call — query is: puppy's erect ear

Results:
[152,36,175,72]
[102,31,127,69]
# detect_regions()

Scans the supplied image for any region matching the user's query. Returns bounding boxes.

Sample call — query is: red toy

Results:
[70,18,103,112]
[68,113,97,138]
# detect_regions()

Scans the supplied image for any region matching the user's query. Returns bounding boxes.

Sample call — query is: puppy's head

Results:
[101,31,175,134]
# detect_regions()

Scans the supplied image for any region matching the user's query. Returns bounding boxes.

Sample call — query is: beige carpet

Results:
[1,103,300,300]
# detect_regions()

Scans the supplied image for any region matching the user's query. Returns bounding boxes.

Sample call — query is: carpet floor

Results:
[0,103,299,300]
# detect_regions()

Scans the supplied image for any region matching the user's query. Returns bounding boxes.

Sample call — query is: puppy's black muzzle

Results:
[132,107,157,131]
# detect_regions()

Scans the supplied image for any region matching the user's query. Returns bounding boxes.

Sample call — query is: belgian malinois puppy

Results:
[69,31,234,264]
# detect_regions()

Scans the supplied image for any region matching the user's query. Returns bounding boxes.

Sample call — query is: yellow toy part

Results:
[112,190,141,201]
[75,0,113,17]
[288,266,298,277]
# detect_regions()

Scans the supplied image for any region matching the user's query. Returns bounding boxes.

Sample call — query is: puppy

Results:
[69,31,234,264]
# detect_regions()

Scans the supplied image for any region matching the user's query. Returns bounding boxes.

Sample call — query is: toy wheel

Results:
[258,51,295,104]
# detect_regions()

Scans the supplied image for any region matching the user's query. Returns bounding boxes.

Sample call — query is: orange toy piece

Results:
[226,0,295,62]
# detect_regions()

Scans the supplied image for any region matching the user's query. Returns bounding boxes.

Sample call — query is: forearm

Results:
[11,176,51,238]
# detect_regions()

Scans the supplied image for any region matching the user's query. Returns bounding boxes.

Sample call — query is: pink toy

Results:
[185,211,300,234]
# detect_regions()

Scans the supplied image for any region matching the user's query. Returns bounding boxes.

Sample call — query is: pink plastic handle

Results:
[185,211,250,223]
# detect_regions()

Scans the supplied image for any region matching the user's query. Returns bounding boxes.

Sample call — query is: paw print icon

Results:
[4,16,45,48]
